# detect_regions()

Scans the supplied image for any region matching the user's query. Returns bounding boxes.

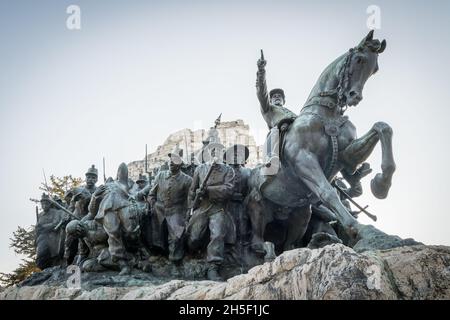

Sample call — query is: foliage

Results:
[0,175,83,287]
[39,175,83,199]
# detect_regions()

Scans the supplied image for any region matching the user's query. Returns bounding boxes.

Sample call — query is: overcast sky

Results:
[1,0,449,273]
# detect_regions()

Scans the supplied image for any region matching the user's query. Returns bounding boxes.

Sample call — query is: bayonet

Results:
[103,157,106,183]
[214,113,222,129]
[42,168,51,195]
[40,171,80,221]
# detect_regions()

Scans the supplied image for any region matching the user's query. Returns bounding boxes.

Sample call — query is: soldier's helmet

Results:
[269,88,285,101]
[136,173,148,183]
[40,193,51,203]
[224,144,249,165]
[168,145,184,165]
[202,127,220,146]
[85,165,98,177]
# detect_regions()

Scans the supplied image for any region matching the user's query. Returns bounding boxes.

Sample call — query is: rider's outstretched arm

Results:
[256,54,270,114]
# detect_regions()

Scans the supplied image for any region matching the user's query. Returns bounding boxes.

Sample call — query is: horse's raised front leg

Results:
[340,121,396,199]
[294,149,361,237]
[371,122,396,199]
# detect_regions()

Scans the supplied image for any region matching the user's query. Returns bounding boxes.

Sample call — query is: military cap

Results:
[85,165,98,177]
[136,174,148,183]
[269,88,285,100]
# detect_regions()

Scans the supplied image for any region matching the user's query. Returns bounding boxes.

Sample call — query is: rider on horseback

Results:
[256,50,297,132]
[257,50,297,167]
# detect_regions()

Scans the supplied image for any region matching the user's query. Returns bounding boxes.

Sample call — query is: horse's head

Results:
[339,30,386,107]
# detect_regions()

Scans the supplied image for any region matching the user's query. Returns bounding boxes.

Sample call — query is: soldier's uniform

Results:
[80,165,99,210]
[186,159,235,277]
[132,174,149,212]
[36,194,66,269]
[65,165,99,264]
[256,69,297,130]
[148,169,192,262]
[94,163,141,274]
[256,68,297,167]
[224,145,251,244]
[65,220,111,272]
[181,153,198,177]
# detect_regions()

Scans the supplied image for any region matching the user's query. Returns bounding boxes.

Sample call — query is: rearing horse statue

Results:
[247,30,395,253]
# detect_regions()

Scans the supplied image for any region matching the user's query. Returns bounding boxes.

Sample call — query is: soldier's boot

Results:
[207,263,222,282]
[118,260,131,276]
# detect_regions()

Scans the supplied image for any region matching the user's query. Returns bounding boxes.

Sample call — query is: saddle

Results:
[256,112,348,208]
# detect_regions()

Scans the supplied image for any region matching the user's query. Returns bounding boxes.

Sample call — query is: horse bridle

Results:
[302,47,357,115]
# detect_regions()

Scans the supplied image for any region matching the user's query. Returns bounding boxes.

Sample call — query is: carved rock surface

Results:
[1,244,448,300]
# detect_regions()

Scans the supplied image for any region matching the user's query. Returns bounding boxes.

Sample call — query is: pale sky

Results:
[1,0,449,273]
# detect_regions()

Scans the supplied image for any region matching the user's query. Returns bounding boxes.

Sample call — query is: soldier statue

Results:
[224,144,251,245]
[135,174,149,190]
[84,165,99,195]
[146,147,192,274]
[63,189,74,209]
[132,174,149,212]
[256,50,297,132]
[35,193,67,269]
[64,219,112,272]
[186,143,236,281]
[62,166,99,265]
[181,152,198,177]
[84,163,143,275]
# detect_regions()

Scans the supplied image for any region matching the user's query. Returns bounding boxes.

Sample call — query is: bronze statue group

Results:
[35,31,396,281]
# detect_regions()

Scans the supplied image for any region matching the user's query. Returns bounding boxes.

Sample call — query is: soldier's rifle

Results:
[40,169,80,230]
[190,157,218,216]
[333,183,378,222]
[30,197,79,221]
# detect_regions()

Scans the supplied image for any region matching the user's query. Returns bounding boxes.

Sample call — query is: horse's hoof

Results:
[263,242,276,262]
[371,173,391,199]
[250,242,266,255]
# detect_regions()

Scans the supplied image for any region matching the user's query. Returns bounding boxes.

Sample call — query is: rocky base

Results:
[1,243,449,300]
